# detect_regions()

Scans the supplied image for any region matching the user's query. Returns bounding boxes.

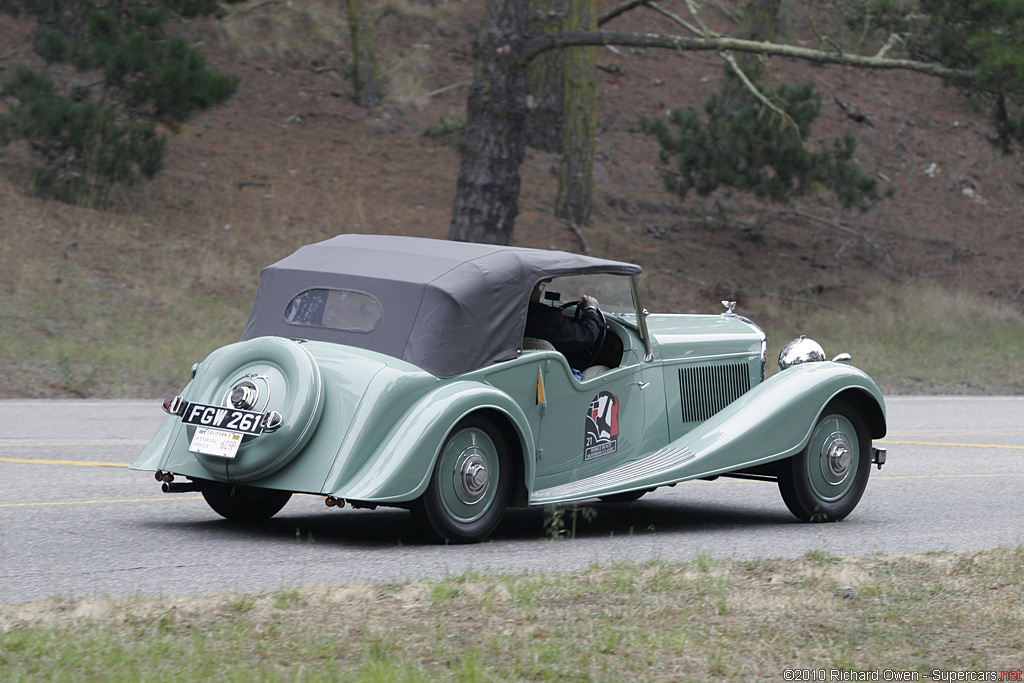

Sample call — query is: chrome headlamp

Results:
[778,335,826,371]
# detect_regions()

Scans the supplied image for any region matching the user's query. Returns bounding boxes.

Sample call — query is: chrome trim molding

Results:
[721,301,767,380]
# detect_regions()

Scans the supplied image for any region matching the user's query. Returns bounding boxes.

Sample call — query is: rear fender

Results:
[329,381,535,502]
[130,412,183,472]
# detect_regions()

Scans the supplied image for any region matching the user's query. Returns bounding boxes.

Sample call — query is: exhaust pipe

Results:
[162,481,204,493]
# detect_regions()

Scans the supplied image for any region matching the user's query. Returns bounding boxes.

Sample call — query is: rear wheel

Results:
[778,398,871,522]
[414,415,512,544]
[202,484,292,522]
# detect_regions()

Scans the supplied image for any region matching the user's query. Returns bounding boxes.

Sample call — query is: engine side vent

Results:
[679,362,751,423]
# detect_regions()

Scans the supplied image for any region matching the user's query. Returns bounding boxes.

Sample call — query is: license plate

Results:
[189,427,243,458]
[181,402,265,436]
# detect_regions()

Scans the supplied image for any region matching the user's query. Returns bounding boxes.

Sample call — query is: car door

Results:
[531,324,647,491]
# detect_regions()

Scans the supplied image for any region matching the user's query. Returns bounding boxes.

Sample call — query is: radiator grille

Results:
[679,363,751,423]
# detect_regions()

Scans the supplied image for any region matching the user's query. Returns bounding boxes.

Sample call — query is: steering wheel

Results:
[557,300,607,369]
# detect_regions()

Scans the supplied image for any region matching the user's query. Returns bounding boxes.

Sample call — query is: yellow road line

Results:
[0,457,128,468]
[874,473,1024,480]
[0,496,203,508]
[879,440,1024,451]
[887,433,1024,438]
[690,472,1024,484]
[0,442,147,448]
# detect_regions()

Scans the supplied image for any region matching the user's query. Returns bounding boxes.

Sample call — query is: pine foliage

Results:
[916,0,1024,151]
[0,0,240,201]
[642,83,880,209]
[844,0,1024,152]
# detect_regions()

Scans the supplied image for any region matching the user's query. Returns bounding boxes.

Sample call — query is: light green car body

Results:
[133,312,885,505]
[132,235,886,542]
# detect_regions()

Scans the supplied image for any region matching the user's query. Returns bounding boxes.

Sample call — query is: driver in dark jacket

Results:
[524,281,602,369]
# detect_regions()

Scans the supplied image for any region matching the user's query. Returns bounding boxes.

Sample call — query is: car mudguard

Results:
[532,361,885,504]
[328,381,536,503]
[673,360,885,471]
[131,412,182,472]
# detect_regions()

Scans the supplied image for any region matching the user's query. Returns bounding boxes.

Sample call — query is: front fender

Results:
[679,360,886,477]
[531,360,886,504]
[329,381,535,502]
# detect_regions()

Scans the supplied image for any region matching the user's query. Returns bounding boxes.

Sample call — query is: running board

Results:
[531,445,696,505]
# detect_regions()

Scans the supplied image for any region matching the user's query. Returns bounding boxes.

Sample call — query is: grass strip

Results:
[2,548,1022,681]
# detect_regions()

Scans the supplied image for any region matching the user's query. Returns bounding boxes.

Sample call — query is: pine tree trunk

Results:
[448,0,530,245]
[525,0,568,153]
[554,0,598,231]
[346,0,382,109]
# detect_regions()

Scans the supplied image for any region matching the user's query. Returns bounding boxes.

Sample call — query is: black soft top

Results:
[240,234,641,377]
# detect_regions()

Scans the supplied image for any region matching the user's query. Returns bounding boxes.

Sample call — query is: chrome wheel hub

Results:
[230,381,259,409]
[453,451,490,505]
[821,432,852,484]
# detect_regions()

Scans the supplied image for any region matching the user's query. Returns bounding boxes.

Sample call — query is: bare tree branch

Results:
[518,30,976,85]
[781,209,870,243]
[807,2,845,55]
[645,1,800,133]
[709,0,742,24]
[874,32,904,59]
[565,219,592,255]
[680,0,714,37]
[597,0,650,27]
[646,2,703,37]
[719,49,801,133]
[426,80,471,98]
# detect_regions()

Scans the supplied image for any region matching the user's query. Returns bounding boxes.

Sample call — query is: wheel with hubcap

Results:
[202,483,292,522]
[778,398,871,522]
[414,415,512,544]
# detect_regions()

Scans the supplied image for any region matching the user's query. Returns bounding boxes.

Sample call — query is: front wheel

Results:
[202,484,292,522]
[413,415,512,544]
[778,398,871,522]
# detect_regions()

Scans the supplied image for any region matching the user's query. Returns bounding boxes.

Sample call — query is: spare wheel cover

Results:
[188,337,324,481]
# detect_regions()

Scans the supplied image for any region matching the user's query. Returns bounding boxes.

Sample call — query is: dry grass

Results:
[213,0,350,62]
[212,0,457,110]
[761,281,1024,394]
[1,548,1022,681]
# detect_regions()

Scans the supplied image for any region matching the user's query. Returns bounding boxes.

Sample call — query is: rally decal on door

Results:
[584,391,619,461]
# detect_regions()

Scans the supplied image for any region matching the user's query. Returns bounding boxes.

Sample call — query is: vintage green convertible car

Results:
[132,234,887,543]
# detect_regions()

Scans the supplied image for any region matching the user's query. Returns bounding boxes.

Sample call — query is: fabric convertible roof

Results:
[241,234,642,377]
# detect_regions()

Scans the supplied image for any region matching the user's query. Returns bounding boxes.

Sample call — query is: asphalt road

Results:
[1,396,1022,604]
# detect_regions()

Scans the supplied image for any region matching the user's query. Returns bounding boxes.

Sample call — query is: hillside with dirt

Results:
[2,1,1023,398]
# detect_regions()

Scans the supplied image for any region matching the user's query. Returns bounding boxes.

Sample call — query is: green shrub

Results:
[1,66,167,199]
[642,83,880,209]
[0,0,239,202]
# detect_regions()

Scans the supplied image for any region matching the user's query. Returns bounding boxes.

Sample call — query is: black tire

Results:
[413,415,512,544]
[778,398,871,522]
[202,484,292,522]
